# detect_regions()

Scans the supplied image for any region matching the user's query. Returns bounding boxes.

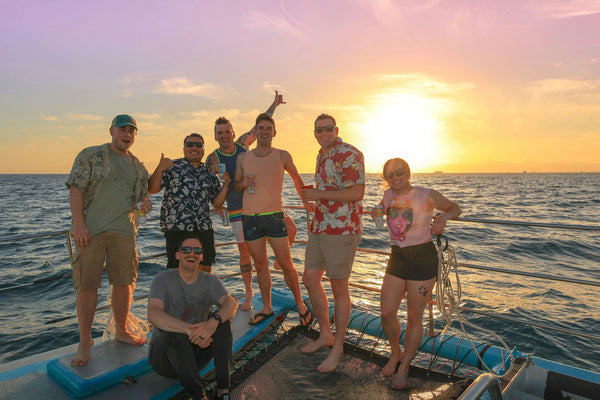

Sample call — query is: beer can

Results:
[222,207,230,226]
[374,204,384,228]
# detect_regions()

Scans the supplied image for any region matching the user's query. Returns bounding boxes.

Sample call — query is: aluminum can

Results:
[222,207,230,226]
[374,204,384,228]
[136,201,147,224]
[247,174,255,194]
[218,163,226,183]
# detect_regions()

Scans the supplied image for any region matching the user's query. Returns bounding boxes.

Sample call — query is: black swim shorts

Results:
[242,211,288,241]
[386,241,438,281]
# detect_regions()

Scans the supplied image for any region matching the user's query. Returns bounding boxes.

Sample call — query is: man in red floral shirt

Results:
[300,113,365,372]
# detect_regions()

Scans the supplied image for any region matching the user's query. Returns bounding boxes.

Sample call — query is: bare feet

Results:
[240,297,252,311]
[317,348,344,373]
[115,331,145,346]
[71,338,94,367]
[382,351,404,376]
[300,335,334,353]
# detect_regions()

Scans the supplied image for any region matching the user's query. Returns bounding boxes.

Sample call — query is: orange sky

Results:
[2,1,600,174]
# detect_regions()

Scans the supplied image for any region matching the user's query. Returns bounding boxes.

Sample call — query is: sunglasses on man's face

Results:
[314,125,335,134]
[179,246,203,254]
[185,142,204,148]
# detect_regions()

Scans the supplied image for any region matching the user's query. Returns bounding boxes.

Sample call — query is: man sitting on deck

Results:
[148,237,237,400]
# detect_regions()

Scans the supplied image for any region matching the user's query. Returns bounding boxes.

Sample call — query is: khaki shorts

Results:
[304,233,361,279]
[72,231,138,292]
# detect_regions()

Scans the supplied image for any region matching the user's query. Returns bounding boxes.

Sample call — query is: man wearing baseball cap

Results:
[65,114,151,367]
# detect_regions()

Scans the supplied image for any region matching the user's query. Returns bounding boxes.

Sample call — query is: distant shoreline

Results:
[2,171,600,176]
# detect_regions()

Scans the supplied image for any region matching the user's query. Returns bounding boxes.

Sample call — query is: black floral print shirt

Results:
[159,158,221,232]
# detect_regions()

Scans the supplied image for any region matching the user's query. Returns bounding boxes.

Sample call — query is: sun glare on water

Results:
[357,96,441,173]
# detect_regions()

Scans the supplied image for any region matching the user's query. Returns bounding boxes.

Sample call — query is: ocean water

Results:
[1,173,599,376]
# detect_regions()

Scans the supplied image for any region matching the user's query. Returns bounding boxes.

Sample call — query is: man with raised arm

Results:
[233,113,312,325]
[148,237,237,400]
[300,114,365,372]
[66,114,151,367]
[205,91,297,311]
[148,133,230,273]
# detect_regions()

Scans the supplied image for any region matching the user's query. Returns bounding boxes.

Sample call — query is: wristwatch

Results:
[209,312,222,326]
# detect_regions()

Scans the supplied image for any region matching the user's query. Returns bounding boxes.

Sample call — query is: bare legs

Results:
[71,289,97,367]
[112,284,145,345]
[237,242,254,311]
[302,270,351,372]
[71,284,144,367]
[380,274,435,389]
[245,236,308,323]
[273,215,297,270]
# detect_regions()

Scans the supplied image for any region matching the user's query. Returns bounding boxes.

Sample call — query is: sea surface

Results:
[1,173,599,376]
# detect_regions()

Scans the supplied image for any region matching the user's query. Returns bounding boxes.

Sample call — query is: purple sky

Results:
[1,0,600,173]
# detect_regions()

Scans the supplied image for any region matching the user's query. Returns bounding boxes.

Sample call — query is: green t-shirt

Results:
[85,149,138,236]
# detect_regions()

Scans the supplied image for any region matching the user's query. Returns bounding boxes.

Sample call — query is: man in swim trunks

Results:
[148,237,237,400]
[300,114,365,372]
[149,133,230,272]
[66,114,150,367]
[233,113,311,325]
[205,91,297,311]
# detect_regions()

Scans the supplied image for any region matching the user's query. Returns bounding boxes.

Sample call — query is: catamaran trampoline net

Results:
[208,324,472,400]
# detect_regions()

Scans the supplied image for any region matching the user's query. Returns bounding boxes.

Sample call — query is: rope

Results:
[435,235,515,378]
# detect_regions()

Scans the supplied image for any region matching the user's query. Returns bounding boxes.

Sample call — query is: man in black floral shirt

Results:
[149,133,230,272]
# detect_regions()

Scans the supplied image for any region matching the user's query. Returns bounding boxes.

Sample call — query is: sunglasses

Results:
[314,125,335,134]
[384,169,407,180]
[179,246,203,254]
[185,142,204,148]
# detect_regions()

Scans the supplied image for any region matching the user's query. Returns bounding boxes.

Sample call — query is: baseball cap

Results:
[111,114,137,129]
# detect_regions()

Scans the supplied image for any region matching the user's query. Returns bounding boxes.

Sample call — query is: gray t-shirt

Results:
[148,269,228,347]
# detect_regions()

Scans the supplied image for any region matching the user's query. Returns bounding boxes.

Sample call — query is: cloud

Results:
[153,78,225,100]
[40,114,60,121]
[243,10,305,39]
[121,73,150,84]
[375,74,475,96]
[529,78,600,94]
[529,0,600,19]
[67,113,103,121]
[361,0,441,26]
[135,113,162,121]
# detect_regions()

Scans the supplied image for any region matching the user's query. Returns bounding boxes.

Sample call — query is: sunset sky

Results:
[1,0,599,174]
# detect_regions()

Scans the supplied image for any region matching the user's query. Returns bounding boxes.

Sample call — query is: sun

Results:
[357,96,441,173]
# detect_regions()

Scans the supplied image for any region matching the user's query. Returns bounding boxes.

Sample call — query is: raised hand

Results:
[157,153,174,172]
[274,90,286,106]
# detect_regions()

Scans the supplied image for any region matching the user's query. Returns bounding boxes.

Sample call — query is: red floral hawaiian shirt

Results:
[311,138,365,235]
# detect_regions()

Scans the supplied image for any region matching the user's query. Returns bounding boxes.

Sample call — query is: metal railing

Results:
[1,215,599,344]
[457,373,503,400]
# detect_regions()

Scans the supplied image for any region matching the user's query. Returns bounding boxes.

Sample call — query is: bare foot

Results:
[115,331,145,346]
[71,338,94,367]
[317,348,344,373]
[273,260,282,270]
[392,370,409,390]
[382,351,404,376]
[300,335,334,353]
[240,297,252,311]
